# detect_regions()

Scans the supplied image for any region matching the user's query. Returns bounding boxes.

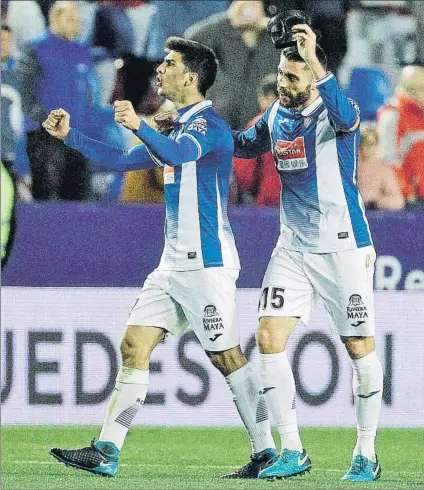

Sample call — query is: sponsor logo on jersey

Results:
[163,165,175,185]
[347,294,368,320]
[338,232,349,239]
[187,117,207,136]
[274,137,308,171]
[203,305,224,331]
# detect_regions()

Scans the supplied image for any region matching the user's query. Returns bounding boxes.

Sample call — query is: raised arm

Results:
[42,109,158,172]
[115,101,217,166]
[292,24,360,132]
[232,112,273,159]
[65,129,159,172]
[315,73,360,132]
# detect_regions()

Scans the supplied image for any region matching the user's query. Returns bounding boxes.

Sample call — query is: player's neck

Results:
[173,93,205,110]
[295,93,320,112]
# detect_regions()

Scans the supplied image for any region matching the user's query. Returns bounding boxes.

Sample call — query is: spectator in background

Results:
[1,161,16,268]
[266,0,351,76]
[339,1,416,85]
[15,1,98,200]
[1,24,21,170]
[6,0,46,51]
[185,1,280,129]
[377,64,424,207]
[357,126,405,210]
[232,73,280,206]
[409,0,424,64]
[1,24,32,201]
[150,0,229,45]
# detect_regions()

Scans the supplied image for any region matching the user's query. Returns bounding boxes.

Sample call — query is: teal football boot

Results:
[342,454,381,481]
[258,448,311,479]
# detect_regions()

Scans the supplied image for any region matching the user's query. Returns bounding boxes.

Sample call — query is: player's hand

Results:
[114,100,141,131]
[42,109,70,141]
[150,111,178,134]
[292,24,317,64]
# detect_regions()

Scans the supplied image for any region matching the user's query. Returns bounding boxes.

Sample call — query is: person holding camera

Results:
[231,13,383,482]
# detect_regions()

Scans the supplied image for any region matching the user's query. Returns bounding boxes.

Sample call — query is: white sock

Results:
[260,351,303,452]
[225,363,276,455]
[351,350,383,461]
[98,366,149,450]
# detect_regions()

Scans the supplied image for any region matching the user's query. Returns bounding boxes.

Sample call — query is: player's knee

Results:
[256,324,274,352]
[207,346,247,376]
[120,336,150,367]
[341,335,375,359]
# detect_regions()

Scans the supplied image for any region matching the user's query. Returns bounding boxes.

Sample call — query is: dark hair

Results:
[258,73,278,97]
[1,24,11,33]
[165,37,218,96]
[281,44,328,71]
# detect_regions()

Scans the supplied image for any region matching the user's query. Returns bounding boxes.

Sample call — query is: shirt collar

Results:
[301,96,323,116]
[177,100,212,123]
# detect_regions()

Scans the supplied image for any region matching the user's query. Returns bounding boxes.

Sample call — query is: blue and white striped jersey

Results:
[233,73,372,253]
[157,100,240,270]
[65,100,240,271]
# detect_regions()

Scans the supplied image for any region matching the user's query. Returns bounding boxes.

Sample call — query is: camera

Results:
[267,10,315,49]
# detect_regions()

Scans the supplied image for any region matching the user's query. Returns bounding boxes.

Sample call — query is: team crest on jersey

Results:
[274,137,308,171]
[187,117,207,136]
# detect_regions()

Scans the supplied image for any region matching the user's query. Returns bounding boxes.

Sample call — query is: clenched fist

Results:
[114,100,141,131]
[42,109,71,141]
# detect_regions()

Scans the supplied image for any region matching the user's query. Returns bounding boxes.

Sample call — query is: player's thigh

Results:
[258,246,315,325]
[126,269,189,339]
[170,268,240,353]
[305,246,376,337]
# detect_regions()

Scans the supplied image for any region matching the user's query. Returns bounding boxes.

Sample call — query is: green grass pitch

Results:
[1,426,423,489]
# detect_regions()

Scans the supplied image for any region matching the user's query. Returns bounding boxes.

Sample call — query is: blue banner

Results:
[2,203,423,289]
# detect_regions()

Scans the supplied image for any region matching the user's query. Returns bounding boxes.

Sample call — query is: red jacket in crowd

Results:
[377,93,424,200]
[232,113,281,206]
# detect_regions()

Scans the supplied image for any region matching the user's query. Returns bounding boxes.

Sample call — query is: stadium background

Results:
[1,1,423,488]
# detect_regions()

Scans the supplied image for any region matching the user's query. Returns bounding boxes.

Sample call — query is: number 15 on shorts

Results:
[259,287,285,310]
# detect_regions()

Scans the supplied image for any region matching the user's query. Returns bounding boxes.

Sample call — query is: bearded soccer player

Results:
[43,37,277,478]
[232,24,383,482]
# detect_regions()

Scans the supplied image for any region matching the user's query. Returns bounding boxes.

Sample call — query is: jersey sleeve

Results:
[232,104,273,158]
[176,115,219,160]
[135,118,219,166]
[65,128,159,171]
[315,73,360,132]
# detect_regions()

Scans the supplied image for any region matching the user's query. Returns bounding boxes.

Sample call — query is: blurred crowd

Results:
[1,0,423,209]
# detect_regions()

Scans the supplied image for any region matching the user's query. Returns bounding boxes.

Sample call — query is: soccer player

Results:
[42,37,277,478]
[231,24,383,482]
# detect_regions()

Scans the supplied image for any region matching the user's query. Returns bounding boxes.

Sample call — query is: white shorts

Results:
[259,245,376,337]
[126,268,240,352]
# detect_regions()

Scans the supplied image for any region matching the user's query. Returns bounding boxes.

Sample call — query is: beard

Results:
[278,84,312,109]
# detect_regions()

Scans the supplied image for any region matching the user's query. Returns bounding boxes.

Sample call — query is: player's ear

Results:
[188,72,198,86]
